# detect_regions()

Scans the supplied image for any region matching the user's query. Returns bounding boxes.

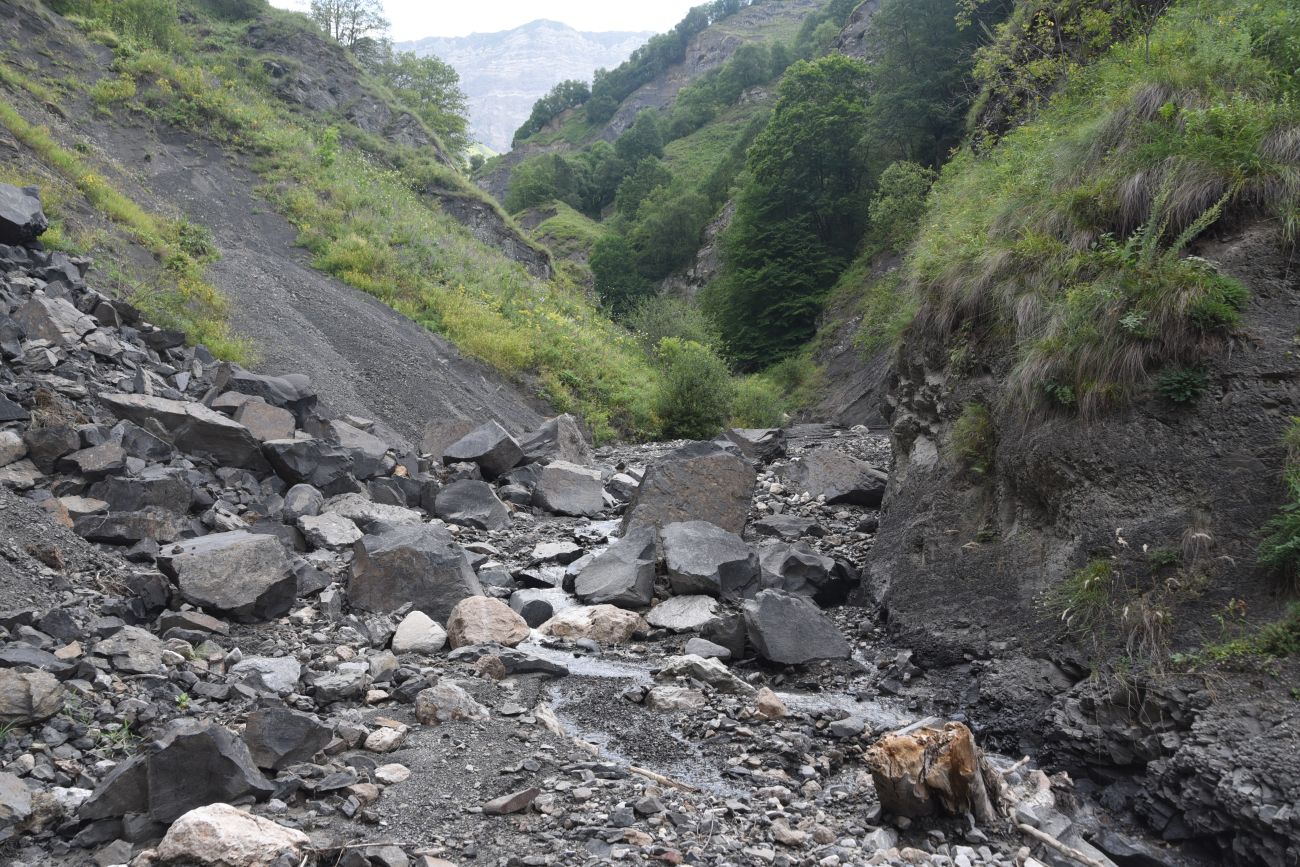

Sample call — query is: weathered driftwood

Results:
[1017,823,1110,867]
[863,721,998,823]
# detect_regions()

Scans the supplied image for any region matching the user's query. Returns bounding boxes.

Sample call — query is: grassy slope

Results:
[6,1,672,442]
[905,0,1298,412]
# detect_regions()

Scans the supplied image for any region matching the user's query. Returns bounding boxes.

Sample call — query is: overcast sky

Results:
[269,1,701,39]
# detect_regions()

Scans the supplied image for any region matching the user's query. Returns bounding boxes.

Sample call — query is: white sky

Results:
[269,1,701,39]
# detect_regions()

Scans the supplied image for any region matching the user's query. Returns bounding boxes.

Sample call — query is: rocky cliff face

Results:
[866,224,1300,863]
[398,20,651,153]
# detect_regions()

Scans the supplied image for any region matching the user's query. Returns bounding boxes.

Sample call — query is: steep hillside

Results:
[838,0,1300,860]
[398,20,651,153]
[477,0,827,203]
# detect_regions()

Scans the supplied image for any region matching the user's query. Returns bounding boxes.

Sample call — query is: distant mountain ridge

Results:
[398,20,652,152]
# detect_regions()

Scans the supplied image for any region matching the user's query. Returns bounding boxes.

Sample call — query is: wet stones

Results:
[573,527,658,608]
[742,589,851,665]
[661,521,758,598]
[158,531,296,623]
[622,441,756,534]
[348,523,482,624]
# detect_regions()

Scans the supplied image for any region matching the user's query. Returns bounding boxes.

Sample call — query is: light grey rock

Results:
[435,480,510,531]
[532,460,605,517]
[622,441,755,534]
[229,657,302,696]
[778,449,888,506]
[99,393,267,471]
[742,589,851,665]
[519,414,592,465]
[391,610,448,654]
[297,512,362,549]
[645,595,720,633]
[158,531,296,623]
[282,484,324,521]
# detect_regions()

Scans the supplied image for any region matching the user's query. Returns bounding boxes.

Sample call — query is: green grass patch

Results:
[532,201,607,261]
[951,402,995,475]
[907,0,1300,415]
[1258,417,1300,584]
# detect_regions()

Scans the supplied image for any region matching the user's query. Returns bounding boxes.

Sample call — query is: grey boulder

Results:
[158,531,296,623]
[532,460,605,517]
[622,441,755,534]
[759,541,857,606]
[99,393,266,471]
[442,420,524,479]
[520,414,592,465]
[243,709,331,770]
[742,589,851,665]
[435,480,510,531]
[0,183,48,244]
[661,520,759,598]
[778,450,888,506]
[0,669,63,725]
[573,527,658,609]
[349,523,483,624]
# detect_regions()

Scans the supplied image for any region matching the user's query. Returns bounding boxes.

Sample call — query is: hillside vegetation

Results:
[0,0,798,442]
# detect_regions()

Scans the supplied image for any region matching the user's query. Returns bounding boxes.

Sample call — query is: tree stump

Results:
[864,721,998,822]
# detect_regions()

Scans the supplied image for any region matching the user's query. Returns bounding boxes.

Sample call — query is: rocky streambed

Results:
[0,185,1206,867]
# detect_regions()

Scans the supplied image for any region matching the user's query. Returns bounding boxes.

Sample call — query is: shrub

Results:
[654,338,735,440]
[1053,560,1118,634]
[626,296,720,352]
[730,376,785,429]
[89,74,137,109]
[1259,418,1300,584]
[1155,367,1209,404]
[951,402,995,475]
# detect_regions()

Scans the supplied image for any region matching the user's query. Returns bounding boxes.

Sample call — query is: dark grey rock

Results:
[349,523,483,624]
[574,527,658,609]
[435,480,510,531]
[622,441,755,534]
[519,414,592,465]
[778,450,887,506]
[532,460,605,517]
[243,708,332,770]
[0,184,48,244]
[759,541,857,606]
[742,589,851,665]
[723,428,786,463]
[661,520,758,598]
[441,420,524,479]
[263,437,355,493]
[99,393,267,471]
[158,531,296,623]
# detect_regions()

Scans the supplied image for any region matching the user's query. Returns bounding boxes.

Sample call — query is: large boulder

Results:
[661,521,759,598]
[421,418,476,461]
[723,428,786,463]
[539,605,648,644]
[99,393,266,471]
[262,437,355,493]
[212,363,317,425]
[645,595,720,633]
[446,596,530,648]
[441,420,524,479]
[573,527,658,609]
[759,541,857,606]
[778,450,888,506]
[520,414,592,465]
[742,589,851,665]
[329,420,391,479]
[158,532,296,623]
[415,681,490,724]
[233,400,296,443]
[242,709,332,771]
[14,294,95,347]
[80,721,273,824]
[89,468,193,514]
[435,480,510,531]
[348,523,482,624]
[622,441,755,534]
[153,803,311,866]
[532,460,605,517]
[0,669,63,725]
[74,509,184,546]
[322,492,422,528]
[0,184,48,244]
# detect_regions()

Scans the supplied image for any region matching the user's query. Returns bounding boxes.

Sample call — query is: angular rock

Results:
[0,770,31,830]
[645,595,720,633]
[297,512,362,549]
[754,687,788,719]
[0,459,41,491]
[0,184,48,244]
[421,418,476,461]
[446,596,530,649]
[262,437,354,492]
[759,541,857,606]
[539,605,648,644]
[92,626,162,674]
[13,294,94,347]
[778,450,888,506]
[645,686,708,712]
[483,787,540,815]
[622,441,756,534]
[282,484,324,521]
[243,709,331,770]
[349,523,482,624]
[742,590,851,665]
[153,803,310,866]
[89,468,193,514]
[99,393,266,471]
[22,424,80,473]
[656,654,755,695]
[0,669,63,725]
[414,681,489,724]
[0,395,27,423]
[435,480,510,531]
[442,420,524,479]
[323,492,422,528]
[233,400,296,442]
[158,531,296,623]
[74,509,184,546]
[865,722,998,822]
[532,460,605,517]
[683,637,731,660]
[330,420,390,479]
[661,521,759,598]
[520,414,592,465]
[751,514,825,541]
[213,364,317,424]
[723,428,786,463]
[0,430,25,468]
[391,610,448,654]
[56,442,126,480]
[229,657,301,695]
[573,527,657,608]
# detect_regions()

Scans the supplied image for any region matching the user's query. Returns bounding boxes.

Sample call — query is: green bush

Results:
[951,402,995,475]
[1155,367,1209,404]
[626,296,721,352]
[730,376,785,429]
[1259,418,1300,584]
[1053,560,1118,634]
[654,338,735,440]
